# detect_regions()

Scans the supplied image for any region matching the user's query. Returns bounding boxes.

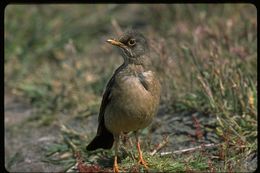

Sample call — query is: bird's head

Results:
[106,30,149,60]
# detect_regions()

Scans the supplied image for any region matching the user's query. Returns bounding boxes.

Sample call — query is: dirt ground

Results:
[5,93,63,172]
[5,91,226,172]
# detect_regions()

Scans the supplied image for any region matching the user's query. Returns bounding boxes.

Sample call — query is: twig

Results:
[120,133,136,161]
[160,143,220,156]
[63,135,77,152]
[65,163,78,173]
[60,124,79,136]
[111,19,123,36]
[126,136,136,161]
[150,135,169,156]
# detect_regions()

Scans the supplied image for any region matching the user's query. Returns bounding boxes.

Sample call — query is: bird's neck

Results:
[124,55,152,71]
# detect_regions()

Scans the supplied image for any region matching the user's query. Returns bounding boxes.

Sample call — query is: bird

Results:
[86,29,161,173]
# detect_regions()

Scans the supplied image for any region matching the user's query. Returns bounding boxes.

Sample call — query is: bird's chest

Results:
[115,70,153,104]
[111,69,158,118]
[104,67,161,133]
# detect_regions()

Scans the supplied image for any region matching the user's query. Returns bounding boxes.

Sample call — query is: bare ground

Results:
[5,92,256,172]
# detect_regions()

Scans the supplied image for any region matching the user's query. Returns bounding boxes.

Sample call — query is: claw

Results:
[136,139,149,169]
[113,156,120,173]
[138,158,148,169]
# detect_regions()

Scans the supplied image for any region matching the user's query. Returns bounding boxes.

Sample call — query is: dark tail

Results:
[86,124,114,151]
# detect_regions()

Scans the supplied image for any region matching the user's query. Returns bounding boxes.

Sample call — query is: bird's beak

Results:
[106,39,127,49]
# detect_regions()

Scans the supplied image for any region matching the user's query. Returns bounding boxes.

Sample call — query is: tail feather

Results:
[86,125,114,151]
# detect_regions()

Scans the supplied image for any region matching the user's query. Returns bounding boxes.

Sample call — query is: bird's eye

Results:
[128,39,136,46]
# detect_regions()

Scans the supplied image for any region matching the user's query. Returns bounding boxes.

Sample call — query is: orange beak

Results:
[106,39,128,49]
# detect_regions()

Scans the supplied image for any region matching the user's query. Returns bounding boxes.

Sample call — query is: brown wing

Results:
[86,63,126,150]
[98,63,126,123]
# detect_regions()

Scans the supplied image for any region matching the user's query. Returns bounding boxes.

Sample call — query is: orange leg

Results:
[135,133,148,169]
[113,155,119,173]
[113,135,120,173]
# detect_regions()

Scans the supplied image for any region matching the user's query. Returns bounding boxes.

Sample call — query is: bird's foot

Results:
[136,139,149,169]
[138,157,149,169]
[113,165,119,173]
[113,156,120,173]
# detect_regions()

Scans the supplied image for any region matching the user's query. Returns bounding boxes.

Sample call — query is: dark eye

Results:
[128,39,136,46]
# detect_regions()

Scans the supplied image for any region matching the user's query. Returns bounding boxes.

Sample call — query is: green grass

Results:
[5,4,257,172]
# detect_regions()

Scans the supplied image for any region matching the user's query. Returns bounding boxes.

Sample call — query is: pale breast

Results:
[104,70,161,134]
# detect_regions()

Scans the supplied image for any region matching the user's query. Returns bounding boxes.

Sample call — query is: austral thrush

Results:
[86,30,161,173]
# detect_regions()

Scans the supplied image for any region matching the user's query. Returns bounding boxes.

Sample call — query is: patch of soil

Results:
[5,93,256,172]
[4,93,65,172]
[149,108,220,152]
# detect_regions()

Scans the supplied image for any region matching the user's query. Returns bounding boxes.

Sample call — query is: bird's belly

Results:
[104,76,156,134]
